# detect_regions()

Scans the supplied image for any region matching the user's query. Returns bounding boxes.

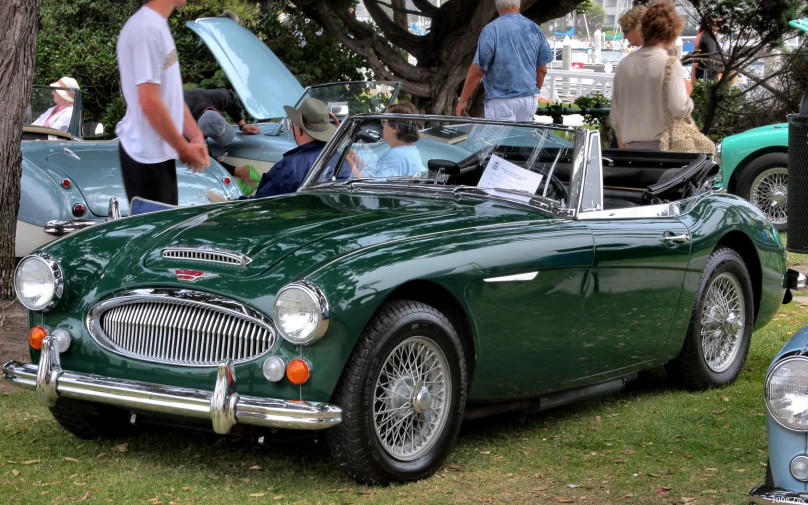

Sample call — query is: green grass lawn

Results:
[1,301,806,505]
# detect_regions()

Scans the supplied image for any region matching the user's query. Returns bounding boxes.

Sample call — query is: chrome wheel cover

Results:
[700,272,746,373]
[373,336,451,461]
[749,167,788,225]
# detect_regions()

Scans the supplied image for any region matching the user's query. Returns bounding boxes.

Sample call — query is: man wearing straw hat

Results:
[245,97,336,199]
[32,77,79,132]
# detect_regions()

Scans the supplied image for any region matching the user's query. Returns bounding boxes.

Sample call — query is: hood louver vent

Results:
[162,246,252,267]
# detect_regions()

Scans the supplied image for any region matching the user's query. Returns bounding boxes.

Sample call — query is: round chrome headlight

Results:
[14,253,64,311]
[765,356,808,431]
[273,281,329,345]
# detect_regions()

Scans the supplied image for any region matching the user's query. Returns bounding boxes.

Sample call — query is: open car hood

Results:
[186,17,304,120]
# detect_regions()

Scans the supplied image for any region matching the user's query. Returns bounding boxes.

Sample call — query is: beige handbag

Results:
[659,56,715,156]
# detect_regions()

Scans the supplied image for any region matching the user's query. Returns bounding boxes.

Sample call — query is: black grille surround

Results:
[86,289,277,367]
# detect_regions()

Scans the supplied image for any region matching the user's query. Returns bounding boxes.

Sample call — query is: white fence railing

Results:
[541,70,615,103]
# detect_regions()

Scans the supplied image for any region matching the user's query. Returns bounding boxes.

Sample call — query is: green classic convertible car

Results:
[6,116,798,485]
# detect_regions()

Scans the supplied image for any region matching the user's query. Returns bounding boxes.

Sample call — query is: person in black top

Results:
[184,88,260,146]
[185,88,261,191]
[691,19,724,83]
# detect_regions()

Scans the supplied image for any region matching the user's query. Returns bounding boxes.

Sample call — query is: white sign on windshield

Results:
[477,154,543,202]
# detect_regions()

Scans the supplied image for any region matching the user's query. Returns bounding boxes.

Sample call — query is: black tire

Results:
[327,300,467,485]
[667,247,755,390]
[734,152,788,232]
[50,398,134,439]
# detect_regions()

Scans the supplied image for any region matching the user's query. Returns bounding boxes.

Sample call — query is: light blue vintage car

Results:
[750,296,808,504]
[186,17,401,187]
[18,85,241,257]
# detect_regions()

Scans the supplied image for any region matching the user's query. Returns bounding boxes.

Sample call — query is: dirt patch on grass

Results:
[0,301,30,392]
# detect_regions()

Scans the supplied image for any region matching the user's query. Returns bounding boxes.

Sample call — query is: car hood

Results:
[727,123,788,139]
[187,17,304,120]
[24,141,234,217]
[143,190,548,278]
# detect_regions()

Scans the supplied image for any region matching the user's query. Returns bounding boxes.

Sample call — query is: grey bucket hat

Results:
[198,109,236,147]
[283,98,337,143]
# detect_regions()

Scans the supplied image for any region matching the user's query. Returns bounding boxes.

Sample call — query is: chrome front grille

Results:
[162,246,252,266]
[88,289,276,366]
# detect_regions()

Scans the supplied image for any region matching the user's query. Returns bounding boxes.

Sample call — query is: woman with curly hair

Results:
[610,0,693,150]
[618,5,647,48]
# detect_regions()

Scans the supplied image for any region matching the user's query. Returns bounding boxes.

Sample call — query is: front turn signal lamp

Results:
[286,358,311,385]
[28,326,48,350]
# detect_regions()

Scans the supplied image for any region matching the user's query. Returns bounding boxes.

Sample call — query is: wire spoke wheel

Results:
[373,336,452,461]
[749,167,788,225]
[700,272,745,373]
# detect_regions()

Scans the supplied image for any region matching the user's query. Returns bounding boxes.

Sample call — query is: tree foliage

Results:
[288,0,586,114]
[247,4,369,86]
[683,0,807,134]
[34,0,366,132]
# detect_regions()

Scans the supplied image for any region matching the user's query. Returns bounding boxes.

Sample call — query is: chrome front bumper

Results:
[2,336,341,433]
[750,485,808,505]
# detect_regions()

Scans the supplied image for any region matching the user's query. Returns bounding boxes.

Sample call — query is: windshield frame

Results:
[28,85,83,138]
[298,113,592,217]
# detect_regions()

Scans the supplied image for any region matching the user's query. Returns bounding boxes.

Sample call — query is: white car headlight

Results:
[765,356,808,431]
[273,281,329,345]
[14,253,64,312]
[715,140,723,166]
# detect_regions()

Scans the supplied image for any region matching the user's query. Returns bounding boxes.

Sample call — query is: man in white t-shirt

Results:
[116,0,209,206]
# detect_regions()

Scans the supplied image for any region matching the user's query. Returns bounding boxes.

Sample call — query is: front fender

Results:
[765,325,808,491]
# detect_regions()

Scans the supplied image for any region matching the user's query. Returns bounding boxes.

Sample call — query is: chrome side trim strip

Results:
[2,342,341,432]
[44,219,101,237]
[161,246,252,267]
[483,272,539,283]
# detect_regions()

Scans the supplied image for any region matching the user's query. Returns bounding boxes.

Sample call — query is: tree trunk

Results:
[0,0,39,299]
[294,0,585,114]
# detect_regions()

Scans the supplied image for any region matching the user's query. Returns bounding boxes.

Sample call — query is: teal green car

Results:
[5,116,798,485]
[716,124,789,231]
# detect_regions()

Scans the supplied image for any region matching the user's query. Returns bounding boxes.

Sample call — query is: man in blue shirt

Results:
[456,0,553,121]
[246,98,336,199]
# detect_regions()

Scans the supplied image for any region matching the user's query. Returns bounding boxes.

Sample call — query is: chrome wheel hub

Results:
[749,167,788,225]
[700,272,746,373]
[373,336,451,461]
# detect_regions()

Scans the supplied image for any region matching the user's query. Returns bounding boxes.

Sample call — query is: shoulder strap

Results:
[662,56,678,120]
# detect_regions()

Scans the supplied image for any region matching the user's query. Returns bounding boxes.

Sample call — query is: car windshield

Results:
[303,115,584,212]
[26,85,76,132]
[296,82,399,121]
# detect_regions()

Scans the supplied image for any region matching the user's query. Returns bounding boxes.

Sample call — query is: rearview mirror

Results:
[328,102,349,116]
[82,122,105,138]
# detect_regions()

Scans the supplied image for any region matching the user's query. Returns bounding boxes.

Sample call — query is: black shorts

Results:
[119,145,178,206]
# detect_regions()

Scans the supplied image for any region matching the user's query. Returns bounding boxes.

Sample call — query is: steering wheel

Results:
[537,174,568,203]
[355,120,383,143]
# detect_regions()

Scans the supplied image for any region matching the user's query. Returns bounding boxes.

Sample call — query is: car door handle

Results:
[661,232,690,244]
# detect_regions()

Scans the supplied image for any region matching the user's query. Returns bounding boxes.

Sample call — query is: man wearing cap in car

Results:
[244,97,336,199]
[33,76,80,132]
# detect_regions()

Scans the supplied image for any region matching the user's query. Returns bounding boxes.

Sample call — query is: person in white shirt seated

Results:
[361,101,424,178]
[32,77,79,132]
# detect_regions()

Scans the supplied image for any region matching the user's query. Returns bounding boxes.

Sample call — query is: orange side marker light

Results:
[286,359,311,385]
[28,326,48,350]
